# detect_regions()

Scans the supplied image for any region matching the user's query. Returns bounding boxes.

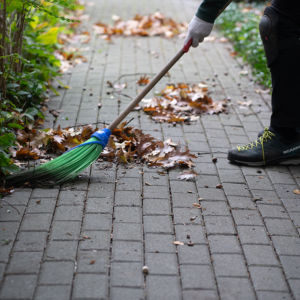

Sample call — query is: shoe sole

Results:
[229,157,300,166]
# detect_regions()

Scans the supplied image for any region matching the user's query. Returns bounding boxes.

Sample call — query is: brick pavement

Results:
[1,0,300,299]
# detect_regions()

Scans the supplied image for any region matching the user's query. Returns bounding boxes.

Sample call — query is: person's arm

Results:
[184,0,233,47]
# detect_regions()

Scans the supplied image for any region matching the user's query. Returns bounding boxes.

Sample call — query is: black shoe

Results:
[228,128,300,166]
[258,127,300,137]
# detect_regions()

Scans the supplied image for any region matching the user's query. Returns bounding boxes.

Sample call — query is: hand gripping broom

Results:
[6,40,193,187]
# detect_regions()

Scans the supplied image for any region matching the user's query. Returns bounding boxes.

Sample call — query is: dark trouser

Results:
[270,1,300,128]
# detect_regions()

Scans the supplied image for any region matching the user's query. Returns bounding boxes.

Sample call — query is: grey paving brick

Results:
[91,170,115,183]
[289,212,300,227]
[114,207,142,223]
[281,198,300,212]
[170,181,197,194]
[88,182,114,198]
[39,261,74,284]
[113,223,142,241]
[144,172,168,185]
[112,241,143,262]
[274,184,300,199]
[0,222,19,240]
[201,201,230,216]
[77,250,109,273]
[208,235,242,254]
[252,189,282,205]
[110,287,144,300]
[213,254,248,277]
[227,196,256,209]
[0,263,5,282]
[181,265,216,290]
[145,234,175,253]
[197,188,226,201]
[272,236,300,255]
[0,275,37,299]
[173,208,202,225]
[34,285,72,300]
[0,206,25,222]
[27,198,56,213]
[183,290,218,300]
[143,199,170,215]
[172,193,198,208]
[14,231,48,251]
[267,170,295,185]
[54,205,83,222]
[256,291,292,300]
[250,266,289,292]
[245,175,274,191]
[243,245,279,266]
[146,253,178,275]
[217,277,255,300]
[7,252,43,274]
[116,177,141,191]
[219,169,245,184]
[279,256,300,280]
[21,213,52,231]
[289,279,300,299]
[237,226,270,245]
[178,245,210,265]
[0,243,13,263]
[50,220,81,240]
[147,276,181,300]
[31,188,59,198]
[73,274,107,299]
[232,209,264,226]
[265,219,298,236]
[86,197,113,213]
[194,163,218,175]
[4,190,31,205]
[144,185,170,199]
[258,204,289,219]
[45,241,77,261]
[58,191,86,205]
[110,262,143,287]
[195,175,221,189]
[115,190,141,206]
[144,216,173,234]
[222,183,251,197]
[205,216,236,235]
[79,230,110,250]
[82,213,112,230]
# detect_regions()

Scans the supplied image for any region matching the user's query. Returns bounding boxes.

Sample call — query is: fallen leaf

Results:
[294,190,300,195]
[177,170,199,180]
[171,241,184,245]
[192,203,201,208]
[90,260,96,264]
[216,184,223,189]
[137,75,150,86]
[36,200,41,204]
[145,182,152,186]
[83,234,91,239]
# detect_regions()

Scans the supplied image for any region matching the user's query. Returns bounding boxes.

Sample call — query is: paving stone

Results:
[289,279,300,299]
[34,285,72,300]
[143,199,170,215]
[274,184,300,199]
[116,177,141,191]
[82,213,112,230]
[232,209,264,226]
[0,222,19,240]
[250,266,289,291]
[14,231,48,251]
[245,175,274,191]
[145,234,175,253]
[147,276,181,300]
[213,254,248,277]
[54,205,83,222]
[197,188,226,201]
[146,253,178,275]
[218,169,245,184]
[0,243,13,263]
[77,250,109,273]
[115,191,141,206]
[4,190,31,205]
[79,231,111,250]
[113,223,143,241]
[58,191,86,205]
[110,287,144,300]
[195,175,221,189]
[0,275,37,299]
[0,263,5,282]
[112,241,143,262]
[279,256,300,279]
[114,207,142,223]
[201,201,230,216]
[50,220,81,240]
[31,188,59,198]
[86,197,113,213]
[0,206,25,222]
[217,277,255,300]
[144,172,168,185]
[110,262,143,287]
[91,170,116,183]
[281,198,300,212]
[243,245,279,266]
[289,212,300,227]
[237,226,270,245]
[208,235,242,254]
[45,241,77,261]
[21,213,52,231]
[144,216,173,234]
[252,189,281,205]
[194,163,218,175]
[227,196,256,209]
[205,216,236,235]
[172,193,198,208]
[183,290,218,300]
[267,171,295,185]
[27,198,56,213]
[180,265,215,290]
[6,252,43,274]
[73,274,107,299]
[173,208,202,225]
[88,182,115,198]
[170,181,197,194]
[271,236,300,255]
[39,261,74,284]
[144,186,170,199]
[258,204,289,219]
[256,291,292,300]
[178,245,210,265]
[222,183,251,197]
[265,219,298,236]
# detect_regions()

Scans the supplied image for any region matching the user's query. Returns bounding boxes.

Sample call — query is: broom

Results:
[6,40,193,187]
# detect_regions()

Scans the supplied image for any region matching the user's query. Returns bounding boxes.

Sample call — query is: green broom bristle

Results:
[6,137,103,187]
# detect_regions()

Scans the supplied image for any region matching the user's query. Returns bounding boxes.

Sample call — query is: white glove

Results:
[184,15,213,48]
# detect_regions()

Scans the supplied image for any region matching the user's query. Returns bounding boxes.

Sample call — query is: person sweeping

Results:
[184,0,300,166]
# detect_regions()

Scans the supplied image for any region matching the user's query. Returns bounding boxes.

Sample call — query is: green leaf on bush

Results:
[0,133,15,151]
[36,27,59,45]
[1,163,20,174]
[7,123,24,129]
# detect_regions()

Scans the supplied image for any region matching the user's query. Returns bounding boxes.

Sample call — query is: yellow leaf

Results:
[36,27,59,45]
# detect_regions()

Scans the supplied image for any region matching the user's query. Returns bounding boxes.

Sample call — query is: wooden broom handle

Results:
[108,39,193,131]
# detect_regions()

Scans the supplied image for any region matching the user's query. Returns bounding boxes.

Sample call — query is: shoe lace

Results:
[236,127,276,164]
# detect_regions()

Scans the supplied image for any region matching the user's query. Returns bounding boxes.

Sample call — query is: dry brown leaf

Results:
[293,190,300,195]
[90,260,96,264]
[83,234,91,239]
[177,170,199,180]
[137,75,150,86]
[192,203,201,208]
[171,241,184,245]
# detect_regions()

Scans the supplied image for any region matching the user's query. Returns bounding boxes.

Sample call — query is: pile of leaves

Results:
[142,83,227,123]
[93,12,188,40]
